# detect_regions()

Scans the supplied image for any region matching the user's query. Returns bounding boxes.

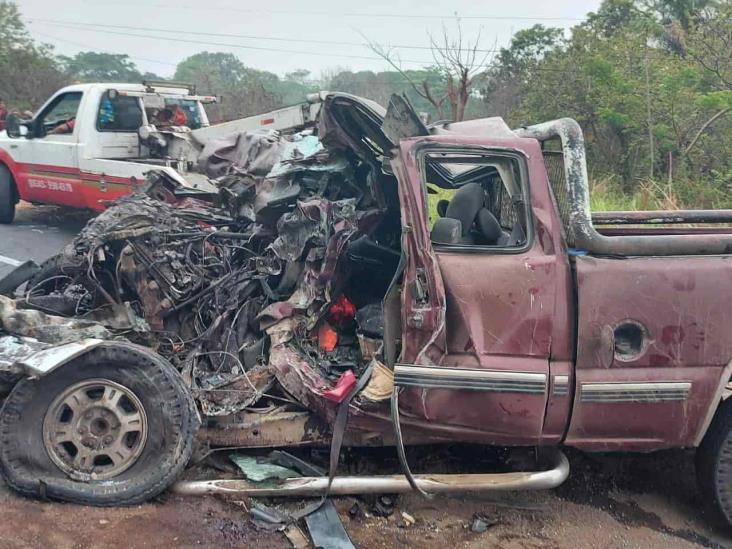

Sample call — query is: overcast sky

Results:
[18,0,602,78]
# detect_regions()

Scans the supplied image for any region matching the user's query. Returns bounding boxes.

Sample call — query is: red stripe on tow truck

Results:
[261,118,275,125]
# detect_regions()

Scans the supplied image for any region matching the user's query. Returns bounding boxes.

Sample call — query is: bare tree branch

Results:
[367,17,492,122]
[685,107,732,155]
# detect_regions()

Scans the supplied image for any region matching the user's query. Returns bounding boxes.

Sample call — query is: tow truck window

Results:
[39,92,82,135]
[164,98,202,129]
[97,91,143,132]
[422,150,530,250]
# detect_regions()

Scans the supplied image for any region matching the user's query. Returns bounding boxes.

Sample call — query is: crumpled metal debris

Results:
[360,360,394,402]
[0,335,50,373]
[10,123,399,418]
[0,295,111,343]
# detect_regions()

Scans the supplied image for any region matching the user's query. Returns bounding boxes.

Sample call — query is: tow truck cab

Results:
[0,82,215,217]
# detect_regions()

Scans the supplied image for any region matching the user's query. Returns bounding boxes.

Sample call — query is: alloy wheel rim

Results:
[43,378,148,480]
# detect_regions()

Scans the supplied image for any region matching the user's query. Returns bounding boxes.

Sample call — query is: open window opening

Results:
[37,92,82,137]
[422,150,530,250]
[97,91,143,132]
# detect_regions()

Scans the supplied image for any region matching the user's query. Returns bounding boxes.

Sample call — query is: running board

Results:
[172,449,569,497]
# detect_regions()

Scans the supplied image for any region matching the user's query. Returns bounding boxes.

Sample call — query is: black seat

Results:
[432,183,505,245]
[444,183,484,240]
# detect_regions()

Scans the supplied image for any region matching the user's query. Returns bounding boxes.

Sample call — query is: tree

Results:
[174,52,282,121]
[0,1,66,108]
[642,0,711,29]
[490,0,732,206]
[483,24,563,117]
[368,18,492,122]
[59,52,144,83]
[175,52,249,90]
[677,2,732,90]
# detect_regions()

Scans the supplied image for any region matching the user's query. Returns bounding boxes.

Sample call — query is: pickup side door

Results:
[11,91,85,208]
[392,134,573,445]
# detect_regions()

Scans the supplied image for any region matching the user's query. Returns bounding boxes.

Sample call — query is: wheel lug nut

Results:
[104,436,113,444]
[84,411,93,419]
[78,427,86,434]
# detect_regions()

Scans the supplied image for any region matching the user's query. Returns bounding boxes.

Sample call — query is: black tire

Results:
[25,253,77,295]
[0,165,16,224]
[0,342,199,506]
[697,398,732,528]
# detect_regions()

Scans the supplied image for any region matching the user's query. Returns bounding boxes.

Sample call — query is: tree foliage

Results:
[174,52,306,121]
[59,52,156,83]
[483,0,732,206]
[0,1,66,108]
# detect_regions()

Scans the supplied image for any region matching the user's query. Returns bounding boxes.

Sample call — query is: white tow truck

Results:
[0,81,332,223]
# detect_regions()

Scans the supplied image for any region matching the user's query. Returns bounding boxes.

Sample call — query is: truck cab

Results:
[0,82,215,222]
[390,118,732,453]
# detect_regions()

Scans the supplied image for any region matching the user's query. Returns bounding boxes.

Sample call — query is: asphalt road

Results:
[0,203,93,280]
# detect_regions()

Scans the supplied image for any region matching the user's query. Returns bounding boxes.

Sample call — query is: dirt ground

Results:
[0,448,730,549]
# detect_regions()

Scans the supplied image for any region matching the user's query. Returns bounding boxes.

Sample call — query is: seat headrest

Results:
[476,208,503,244]
[445,183,484,236]
[431,218,463,245]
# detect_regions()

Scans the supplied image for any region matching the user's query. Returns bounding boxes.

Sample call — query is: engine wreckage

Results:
[32,121,398,414]
[0,94,568,512]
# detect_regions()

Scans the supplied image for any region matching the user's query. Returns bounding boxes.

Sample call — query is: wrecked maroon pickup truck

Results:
[2,92,732,529]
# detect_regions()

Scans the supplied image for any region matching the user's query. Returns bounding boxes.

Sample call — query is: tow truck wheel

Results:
[697,398,732,529]
[0,344,199,506]
[0,165,16,224]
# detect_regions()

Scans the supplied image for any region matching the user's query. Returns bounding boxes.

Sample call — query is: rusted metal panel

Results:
[599,226,732,236]
[567,254,732,450]
[592,209,732,225]
[202,410,330,448]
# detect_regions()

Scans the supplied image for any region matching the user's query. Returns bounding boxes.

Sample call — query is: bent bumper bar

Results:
[172,448,569,497]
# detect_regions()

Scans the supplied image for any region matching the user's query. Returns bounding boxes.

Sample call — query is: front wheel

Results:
[0,343,199,506]
[697,398,732,529]
[0,165,16,224]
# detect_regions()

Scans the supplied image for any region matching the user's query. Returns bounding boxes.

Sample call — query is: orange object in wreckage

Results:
[318,321,338,352]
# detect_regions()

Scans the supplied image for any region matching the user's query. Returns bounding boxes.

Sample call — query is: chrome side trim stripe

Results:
[553,375,569,396]
[580,381,691,403]
[394,364,547,394]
